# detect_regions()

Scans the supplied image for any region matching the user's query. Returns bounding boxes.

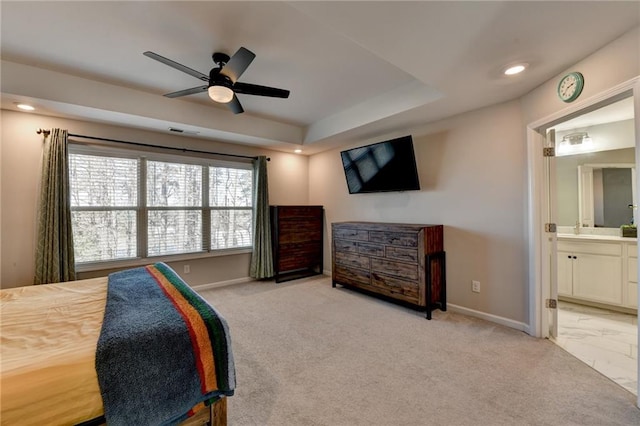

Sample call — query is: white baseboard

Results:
[193,277,252,291]
[447,303,531,335]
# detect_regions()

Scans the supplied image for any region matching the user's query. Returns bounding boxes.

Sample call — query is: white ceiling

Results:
[1,1,639,154]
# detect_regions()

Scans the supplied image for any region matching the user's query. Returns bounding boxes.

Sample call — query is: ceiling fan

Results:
[143,47,290,114]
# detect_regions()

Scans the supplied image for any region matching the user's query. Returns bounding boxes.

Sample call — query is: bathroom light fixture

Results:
[561,131,591,145]
[16,103,35,111]
[504,63,528,75]
[294,149,302,154]
[208,85,234,103]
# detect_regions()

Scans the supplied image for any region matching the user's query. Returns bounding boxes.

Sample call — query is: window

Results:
[69,146,253,265]
[209,166,253,249]
[147,160,203,256]
[69,153,139,263]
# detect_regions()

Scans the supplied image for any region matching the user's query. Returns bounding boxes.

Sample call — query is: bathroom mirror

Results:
[556,148,636,229]
[578,163,636,228]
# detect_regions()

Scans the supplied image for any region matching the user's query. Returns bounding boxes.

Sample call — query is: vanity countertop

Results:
[557,233,637,242]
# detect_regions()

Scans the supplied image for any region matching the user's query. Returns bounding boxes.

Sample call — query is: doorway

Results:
[551,96,637,395]
[527,77,640,404]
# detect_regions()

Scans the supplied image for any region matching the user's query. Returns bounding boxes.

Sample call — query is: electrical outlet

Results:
[184,265,191,274]
[472,280,481,293]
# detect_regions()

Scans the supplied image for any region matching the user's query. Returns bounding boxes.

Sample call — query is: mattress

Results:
[0,278,108,425]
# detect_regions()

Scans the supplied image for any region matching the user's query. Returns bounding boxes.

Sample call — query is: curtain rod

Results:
[36,129,269,161]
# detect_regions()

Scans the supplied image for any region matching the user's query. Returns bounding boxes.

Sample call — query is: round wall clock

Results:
[557,72,584,103]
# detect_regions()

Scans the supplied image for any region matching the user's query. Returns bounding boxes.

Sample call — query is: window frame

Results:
[68,143,254,272]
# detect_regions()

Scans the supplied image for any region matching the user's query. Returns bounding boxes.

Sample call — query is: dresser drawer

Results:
[371,258,418,281]
[334,228,369,241]
[276,206,323,219]
[357,242,384,257]
[385,246,418,263]
[369,231,418,247]
[335,239,358,253]
[334,264,370,286]
[278,220,322,243]
[335,252,370,270]
[277,243,322,271]
[371,273,419,304]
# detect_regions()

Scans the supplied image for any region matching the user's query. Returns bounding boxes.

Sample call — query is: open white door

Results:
[543,129,559,339]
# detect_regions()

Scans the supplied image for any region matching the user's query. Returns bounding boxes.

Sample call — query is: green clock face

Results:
[557,72,584,103]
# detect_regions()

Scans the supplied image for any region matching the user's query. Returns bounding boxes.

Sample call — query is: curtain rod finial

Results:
[36,129,51,137]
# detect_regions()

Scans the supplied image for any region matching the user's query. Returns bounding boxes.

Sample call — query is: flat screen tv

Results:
[340,135,420,194]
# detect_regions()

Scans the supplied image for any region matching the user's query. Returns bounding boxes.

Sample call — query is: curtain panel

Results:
[249,156,273,279]
[34,128,76,284]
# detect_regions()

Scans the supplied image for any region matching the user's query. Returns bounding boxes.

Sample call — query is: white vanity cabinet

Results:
[626,243,637,308]
[557,251,574,297]
[557,236,637,310]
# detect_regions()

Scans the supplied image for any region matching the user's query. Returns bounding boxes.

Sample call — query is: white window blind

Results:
[147,160,203,256]
[69,153,139,263]
[68,147,253,265]
[210,167,253,249]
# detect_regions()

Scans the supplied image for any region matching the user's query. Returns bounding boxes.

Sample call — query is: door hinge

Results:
[543,147,555,157]
[545,223,557,233]
[546,299,557,309]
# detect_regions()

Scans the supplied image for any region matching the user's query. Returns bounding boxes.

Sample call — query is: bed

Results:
[0,263,235,426]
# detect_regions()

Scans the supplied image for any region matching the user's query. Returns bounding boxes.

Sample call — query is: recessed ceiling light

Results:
[504,63,528,76]
[16,103,35,111]
[294,149,302,154]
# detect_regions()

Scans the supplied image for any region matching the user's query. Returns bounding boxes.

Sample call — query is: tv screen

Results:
[340,135,420,194]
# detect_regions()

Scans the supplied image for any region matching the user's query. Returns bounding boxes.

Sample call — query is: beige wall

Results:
[0,110,309,288]
[310,100,528,322]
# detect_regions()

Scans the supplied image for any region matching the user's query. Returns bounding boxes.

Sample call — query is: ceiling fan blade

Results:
[221,47,256,83]
[163,85,208,98]
[143,51,208,82]
[226,95,244,114]
[233,82,290,98]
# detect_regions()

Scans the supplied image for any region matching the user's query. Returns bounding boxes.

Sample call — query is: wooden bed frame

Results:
[78,397,226,426]
[182,398,227,426]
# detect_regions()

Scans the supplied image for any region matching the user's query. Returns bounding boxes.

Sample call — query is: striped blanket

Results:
[96,263,235,426]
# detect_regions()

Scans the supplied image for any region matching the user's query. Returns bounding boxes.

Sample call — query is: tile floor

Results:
[555,301,638,395]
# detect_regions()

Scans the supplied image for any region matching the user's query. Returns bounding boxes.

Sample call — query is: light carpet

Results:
[199,275,640,425]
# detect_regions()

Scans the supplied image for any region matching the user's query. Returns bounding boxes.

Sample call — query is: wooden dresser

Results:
[332,222,445,319]
[271,205,323,283]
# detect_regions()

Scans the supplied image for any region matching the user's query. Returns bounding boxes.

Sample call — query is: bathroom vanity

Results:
[557,233,637,311]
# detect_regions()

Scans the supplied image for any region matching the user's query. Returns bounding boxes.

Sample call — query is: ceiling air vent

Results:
[168,127,200,135]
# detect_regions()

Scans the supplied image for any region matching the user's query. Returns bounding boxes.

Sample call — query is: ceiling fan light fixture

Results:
[145,47,288,114]
[208,85,234,103]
